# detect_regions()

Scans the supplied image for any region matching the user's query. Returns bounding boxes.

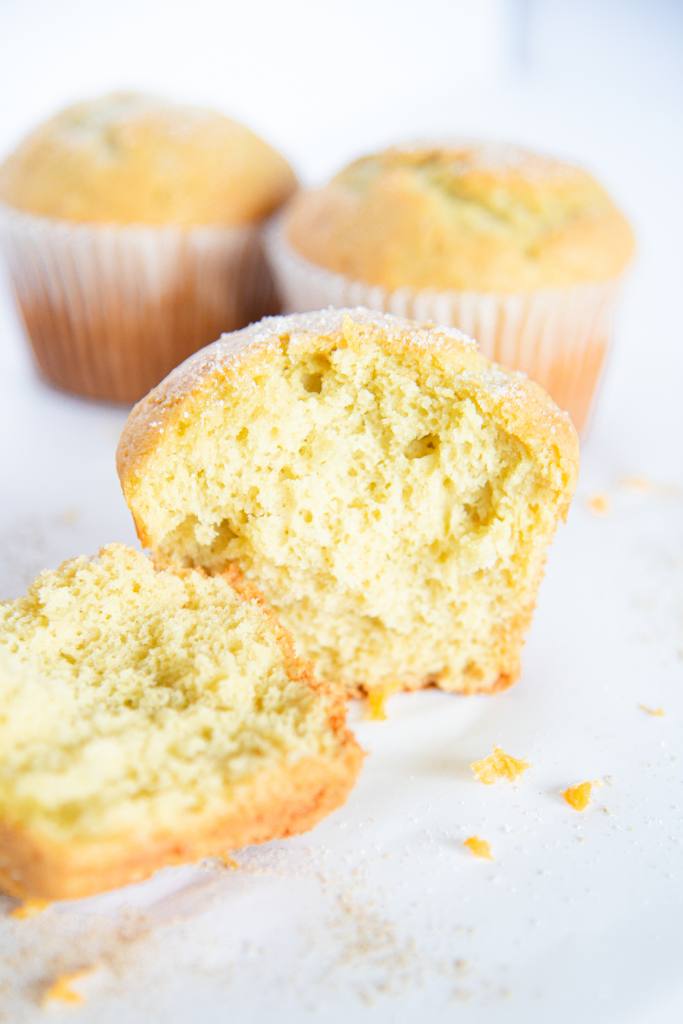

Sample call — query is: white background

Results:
[0,2,682,1022]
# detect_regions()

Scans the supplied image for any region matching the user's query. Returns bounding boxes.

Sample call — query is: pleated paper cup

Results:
[0,205,279,403]
[266,220,624,434]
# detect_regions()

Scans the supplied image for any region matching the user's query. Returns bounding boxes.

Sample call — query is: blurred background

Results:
[1,0,682,447]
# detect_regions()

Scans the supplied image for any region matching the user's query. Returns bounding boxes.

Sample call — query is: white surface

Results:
[1,2,683,1022]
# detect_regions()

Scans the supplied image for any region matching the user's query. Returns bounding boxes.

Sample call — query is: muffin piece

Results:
[0,545,361,900]
[267,143,634,431]
[117,308,579,698]
[0,92,297,402]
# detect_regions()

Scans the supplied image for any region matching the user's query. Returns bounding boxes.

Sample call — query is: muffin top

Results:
[284,143,634,292]
[0,92,297,227]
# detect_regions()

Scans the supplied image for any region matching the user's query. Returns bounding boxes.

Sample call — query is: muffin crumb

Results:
[639,704,665,717]
[563,782,593,811]
[217,854,240,869]
[9,899,51,920]
[587,493,610,516]
[41,968,93,1006]
[470,747,529,784]
[365,685,398,721]
[463,837,493,860]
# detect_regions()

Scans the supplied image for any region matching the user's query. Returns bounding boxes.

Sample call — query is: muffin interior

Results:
[0,545,335,842]
[129,318,573,693]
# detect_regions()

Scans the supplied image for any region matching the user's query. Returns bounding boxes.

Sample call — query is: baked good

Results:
[0,545,361,900]
[117,308,579,697]
[266,143,634,432]
[0,92,297,402]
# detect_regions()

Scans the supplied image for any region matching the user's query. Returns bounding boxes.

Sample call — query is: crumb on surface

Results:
[217,854,240,869]
[563,782,593,811]
[470,746,529,784]
[619,474,653,493]
[639,704,665,717]
[586,493,610,516]
[9,899,51,920]
[58,507,80,527]
[364,684,398,721]
[463,836,493,860]
[41,968,92,1007]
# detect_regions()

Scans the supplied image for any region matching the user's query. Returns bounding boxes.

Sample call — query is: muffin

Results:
[0,92,296,402]
[117,308,578,698]
[0,545,361,899]
[266,143,634,432]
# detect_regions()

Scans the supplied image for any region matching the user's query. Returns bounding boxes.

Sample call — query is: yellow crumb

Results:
[463,836,493,860]
[217,854,239,869]
[639,704,665,717]
[563,781,593,811]
[10,899,51,920]
[618,475,680,497]
[364,684,398,721]
[586,493,610,516]
[41,969,92,1006]
[619,475,653,493]
[470,746,530,784]
[58,507,80,526]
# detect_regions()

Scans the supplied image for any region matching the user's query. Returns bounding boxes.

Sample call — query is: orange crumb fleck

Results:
[639,704,665,717]
[619,475,653,493]
[41,969,92,1006]
[587,493,610,516]
[217,854,239,869]
[464,836,493,860]
[10,899,50,920]
[365,684,398,721]
[470,746,530,784]
[619,475,681,497]
[563,782,593,811]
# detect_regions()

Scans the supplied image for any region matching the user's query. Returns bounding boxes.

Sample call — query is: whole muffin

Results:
[267,143,634,432]
[0,92,297,402]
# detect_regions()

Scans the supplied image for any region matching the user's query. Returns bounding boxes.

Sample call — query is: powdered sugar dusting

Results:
[351,140,583,184]
[156,307,477,405]
[119,306,575,480]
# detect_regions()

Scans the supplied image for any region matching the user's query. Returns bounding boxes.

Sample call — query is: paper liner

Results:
[266,221,624,433]
[0,206,279,402]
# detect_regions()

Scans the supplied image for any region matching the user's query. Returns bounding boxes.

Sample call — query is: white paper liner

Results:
[266,219,624,433]
[0,205,278,402]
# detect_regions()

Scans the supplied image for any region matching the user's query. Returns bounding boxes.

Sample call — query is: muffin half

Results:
[118,308,578,698]
[0,545,361,900]
[0,92,296,402]
[267,143,634,432]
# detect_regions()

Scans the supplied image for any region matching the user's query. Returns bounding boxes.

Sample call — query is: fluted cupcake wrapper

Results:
[0,205,279,403]
[266,220,624,434]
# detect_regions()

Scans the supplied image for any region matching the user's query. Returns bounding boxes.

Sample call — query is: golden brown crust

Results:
[117,309,578,699]
[0,92,297,226]
[0,745,362,901]
[284,143,634,291]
